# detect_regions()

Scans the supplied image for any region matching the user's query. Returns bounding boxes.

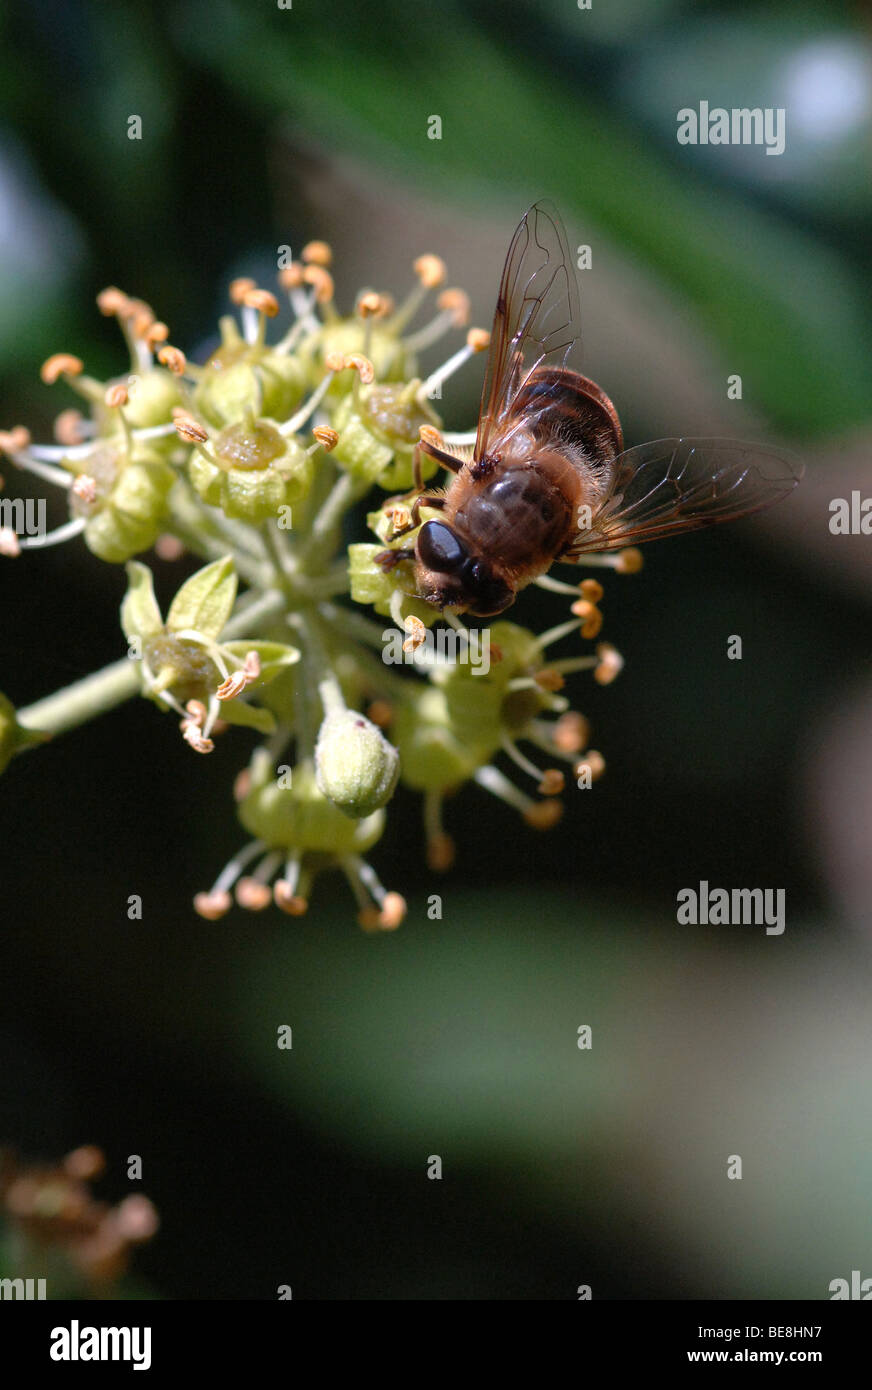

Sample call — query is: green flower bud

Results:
[305,319,414,394]
[394,687,489,792]
[315,708,400,818]
[359,382,441,491]
[94,367,183,447]
[194,330,307,429]
[238,754,384,854]
[67,441,176,563]
[188,418,313,521]
[347,543,437,627]
[330,400,394,483]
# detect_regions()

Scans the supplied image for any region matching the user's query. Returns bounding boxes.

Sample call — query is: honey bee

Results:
[377,201,802,616]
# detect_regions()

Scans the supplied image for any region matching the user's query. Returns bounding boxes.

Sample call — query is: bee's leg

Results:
[419,438,463,477]
[387,491,445,539]
[375,546,416,572]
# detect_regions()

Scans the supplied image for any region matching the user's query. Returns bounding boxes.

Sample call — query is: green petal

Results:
[121,561,164,641]
[218,700,276,734]
[166,555,237,640]
[222,639,300,684]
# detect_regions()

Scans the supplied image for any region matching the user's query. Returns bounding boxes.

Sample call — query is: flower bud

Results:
[194,349,306,430]
[238,755,384,855]
[67,442,176,563]
[315,708,400,819]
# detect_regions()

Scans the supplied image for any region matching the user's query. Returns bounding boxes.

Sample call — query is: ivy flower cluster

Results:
[0,238,640,928]
[0,1145,158,1293]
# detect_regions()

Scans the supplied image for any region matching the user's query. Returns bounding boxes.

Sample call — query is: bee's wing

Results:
[475,201,582,460]
[564,438,804,555]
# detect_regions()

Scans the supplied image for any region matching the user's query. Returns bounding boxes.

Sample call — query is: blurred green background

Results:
[1,0,871,1298]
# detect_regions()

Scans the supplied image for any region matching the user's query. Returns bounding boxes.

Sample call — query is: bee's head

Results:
[415,520,514,617]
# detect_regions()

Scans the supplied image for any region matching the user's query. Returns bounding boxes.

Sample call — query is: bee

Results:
[376,201,802,616]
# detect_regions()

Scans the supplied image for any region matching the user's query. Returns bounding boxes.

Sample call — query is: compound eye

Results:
[417,520,467,574]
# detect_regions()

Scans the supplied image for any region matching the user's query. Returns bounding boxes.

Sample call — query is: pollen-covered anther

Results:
[274,881,309,915]
[0,527,21,558]
[180,701,214,754]
[54,410,87,446]
[357,291,389,320]
[312,426,339,452]
[173,412,209,445]
[0,426,31,455]
[426,830,456,872]
[63,1145,106,1181]
[96,286,131,317]
[157,345,187,376]
[553,710,590,754]
[228,277,257,304]
[379,891,407,930]
[243,288,280,318]
[571,598,603,638]
[129,307,156,338]
[580,578,604,602]
[594,643,623,685]
[534,667,565,692]
[41,354,84,385]
[193,890,232,920]
[302,240,333,267]
[418,424,444,448]
[154,534,185,561]
[385,504,412,532]
[278,262,305,290]
[575,749,606,781]
[71,474,98,505]
[466,328,491,352]
[344,352,375,385]
[235,877,272,911]
[538,768,565,796]
[616,547,644,574]
[104,383,129,409]
[143,321,170,349]
[402,615,427,653]
[324,350,346,373]
[216,650,261,701]
[366,699,393,728]
[524,799,564,830]
[437,288,470,327]
[302,265,334,304]
[115,1195,160,1243]
[414,254,446,289]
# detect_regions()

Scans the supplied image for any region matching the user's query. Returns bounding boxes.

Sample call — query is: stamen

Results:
[16,517,87,551]
[41,354,84,385]
[54,410,90,446]
[302,240,332,267]
[402,288,469,353]
[278,367,337,436]
[417,329,489,404]
[424,790,455,870]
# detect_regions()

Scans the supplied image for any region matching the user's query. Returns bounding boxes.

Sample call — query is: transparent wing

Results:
[475,201,583,460]
[564,437,804,555]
